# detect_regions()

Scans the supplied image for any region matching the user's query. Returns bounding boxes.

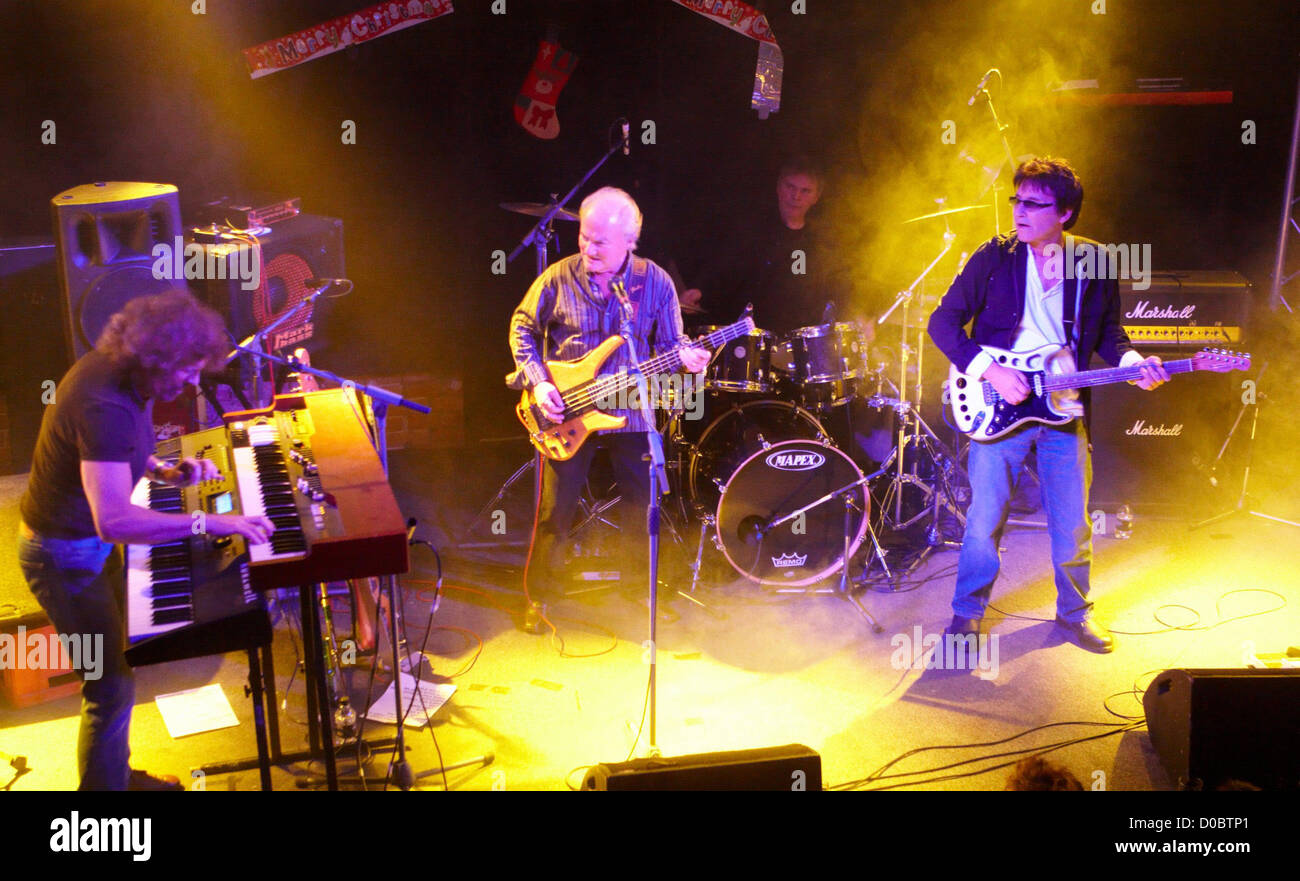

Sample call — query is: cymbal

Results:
[500,201,579,221]
[901,203,991,224]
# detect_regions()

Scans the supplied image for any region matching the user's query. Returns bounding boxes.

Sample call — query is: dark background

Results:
[1,0,1296,446]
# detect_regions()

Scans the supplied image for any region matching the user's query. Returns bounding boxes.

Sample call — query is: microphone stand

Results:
[611,279,668,758]
[970,70,1018,236]
[506,118,631,276]
[226,284,332,406]
[761,476,886,632]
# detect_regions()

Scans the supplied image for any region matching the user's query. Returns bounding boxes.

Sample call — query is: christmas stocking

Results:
[514,28,578,140]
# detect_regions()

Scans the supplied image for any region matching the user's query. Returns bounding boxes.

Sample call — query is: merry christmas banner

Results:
[243,1,454,80]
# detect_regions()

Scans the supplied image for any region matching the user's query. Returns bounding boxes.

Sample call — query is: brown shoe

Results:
[1055,616,1114,653]
[127,769,184,791]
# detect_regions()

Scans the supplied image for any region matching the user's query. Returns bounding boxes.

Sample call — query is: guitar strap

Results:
[1063,274,1079,368]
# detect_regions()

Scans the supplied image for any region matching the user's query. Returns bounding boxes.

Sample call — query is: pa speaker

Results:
[51,182,185,359]
[582,744,821,791]
[1143,668,1300,790]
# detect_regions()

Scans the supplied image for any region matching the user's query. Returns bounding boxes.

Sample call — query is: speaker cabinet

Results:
[1087,355,1243,512]
[51,182,184,359]
[1143,668,1300,790]
[0,238,67,473]
[188,213,344,351]
[582,744,821,791]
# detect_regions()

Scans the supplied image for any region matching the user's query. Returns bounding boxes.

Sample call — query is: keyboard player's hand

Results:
[208,514,276,545]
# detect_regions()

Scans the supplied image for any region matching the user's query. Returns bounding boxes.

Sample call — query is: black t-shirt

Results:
[699,212,846,335]
[20,350,155,538]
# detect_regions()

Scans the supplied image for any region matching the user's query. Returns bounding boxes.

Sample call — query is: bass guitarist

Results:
[927,157,1168,653]
[507,187,711,599]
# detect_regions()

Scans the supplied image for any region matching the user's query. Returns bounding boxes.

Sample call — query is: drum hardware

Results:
[870,232,973,557]
[781,321,871,412]
[901,202,994,225]
[499,200,580,222]
[865,396,968,528]
[692,325,775,394]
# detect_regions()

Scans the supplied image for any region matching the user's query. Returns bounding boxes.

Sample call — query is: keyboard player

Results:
[16,289,274,791]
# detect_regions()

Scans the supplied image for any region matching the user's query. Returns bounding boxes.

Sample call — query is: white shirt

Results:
[966,250,1145,384]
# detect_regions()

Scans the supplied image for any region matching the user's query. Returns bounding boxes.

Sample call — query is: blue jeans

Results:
[953,421,1094,623]
[17,528,134,791]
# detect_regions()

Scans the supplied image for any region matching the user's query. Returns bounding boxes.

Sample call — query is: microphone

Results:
[822,300,836,325]
[967,69,995,106]
[621,119,630,156]
[304,277,347,289]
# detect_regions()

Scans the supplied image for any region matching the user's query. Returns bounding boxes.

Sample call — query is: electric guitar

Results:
[946,344,1251,440]
[517,313,755,461]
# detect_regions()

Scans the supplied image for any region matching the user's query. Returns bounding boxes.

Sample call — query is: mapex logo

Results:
[765,450,825,471]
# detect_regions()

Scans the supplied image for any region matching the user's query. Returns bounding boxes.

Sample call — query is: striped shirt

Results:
[507,253,689,435]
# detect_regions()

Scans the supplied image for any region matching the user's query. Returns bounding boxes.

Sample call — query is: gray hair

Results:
[580,186,642,249]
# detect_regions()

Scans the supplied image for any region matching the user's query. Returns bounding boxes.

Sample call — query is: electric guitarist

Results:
[506,187,711,599]
[927,157,1169,654]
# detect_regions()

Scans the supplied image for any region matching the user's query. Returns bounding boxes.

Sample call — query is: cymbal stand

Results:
[873,232,954,530]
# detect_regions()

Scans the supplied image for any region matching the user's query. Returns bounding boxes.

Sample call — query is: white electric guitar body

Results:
[945,344,1251,441]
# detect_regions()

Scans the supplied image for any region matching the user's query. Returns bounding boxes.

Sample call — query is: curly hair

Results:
[1005,756,1085,791]
[1014,156,1084,230]
[95,288,228,373]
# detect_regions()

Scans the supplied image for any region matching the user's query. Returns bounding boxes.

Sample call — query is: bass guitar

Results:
[517,313,755,461]
[946,344,1251,440]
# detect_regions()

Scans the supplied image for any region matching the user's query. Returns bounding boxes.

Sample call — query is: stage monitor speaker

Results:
[188,213,344,353]
[51,182,185,360]
[1087,354,1243,512]
[582,744,821,791]
[1143,668,1300,791]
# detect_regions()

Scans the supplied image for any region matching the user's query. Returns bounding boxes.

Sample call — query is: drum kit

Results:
[659,303,971,608]
[469,171,978,622]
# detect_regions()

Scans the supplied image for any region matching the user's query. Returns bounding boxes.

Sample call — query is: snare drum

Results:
[783,322,869,409]
[693,325,774,394]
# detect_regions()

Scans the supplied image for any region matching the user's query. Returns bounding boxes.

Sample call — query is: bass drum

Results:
[686,399,829,518]
[717,439,869,586]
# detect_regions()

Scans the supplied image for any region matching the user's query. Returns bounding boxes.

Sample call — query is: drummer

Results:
[679,155,867,335]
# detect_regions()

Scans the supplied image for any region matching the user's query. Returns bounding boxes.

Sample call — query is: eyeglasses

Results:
[1008,196,1056,210]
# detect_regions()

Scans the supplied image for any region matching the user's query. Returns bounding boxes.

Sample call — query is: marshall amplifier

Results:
[1119,270,1252,349]
[1087,353,1245,512]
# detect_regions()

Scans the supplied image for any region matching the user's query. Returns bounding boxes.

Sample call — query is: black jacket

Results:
[927,232,1134,374]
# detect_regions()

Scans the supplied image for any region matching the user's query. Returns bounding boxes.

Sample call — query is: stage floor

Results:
[2,446,1297,792]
